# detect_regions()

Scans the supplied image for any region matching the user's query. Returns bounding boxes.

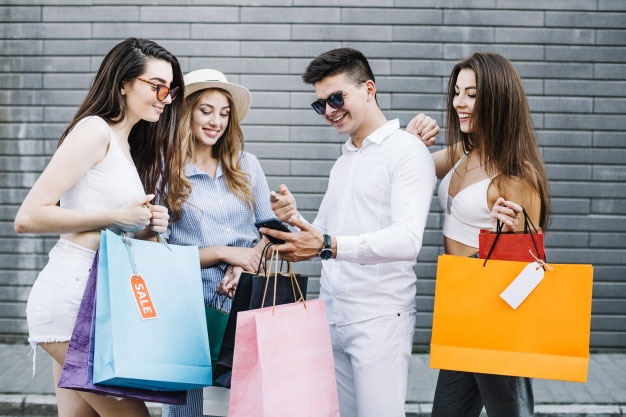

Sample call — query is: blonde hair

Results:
[180,88,255,211]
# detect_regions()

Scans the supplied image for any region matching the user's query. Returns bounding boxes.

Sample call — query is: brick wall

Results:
[1,1,625,349]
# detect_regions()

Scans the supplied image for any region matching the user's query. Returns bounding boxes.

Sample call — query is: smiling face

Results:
[191,89,231,148]
[123,58,174,123]
[453,68,476,134]
[313,72,368,137]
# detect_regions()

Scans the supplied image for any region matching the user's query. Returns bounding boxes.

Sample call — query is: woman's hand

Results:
[221,247,261,272]
[217,265,244,299]
[113,194,154,232]
[147,203,169,234]
[491,197,523,232]
[406,113,440,147]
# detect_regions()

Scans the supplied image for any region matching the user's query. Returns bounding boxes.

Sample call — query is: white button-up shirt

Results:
[313,119,436,325]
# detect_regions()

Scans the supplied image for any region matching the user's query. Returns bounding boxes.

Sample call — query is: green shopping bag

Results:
[206,293,229,369]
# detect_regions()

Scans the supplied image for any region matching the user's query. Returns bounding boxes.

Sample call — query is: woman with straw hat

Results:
[162,69,276,417]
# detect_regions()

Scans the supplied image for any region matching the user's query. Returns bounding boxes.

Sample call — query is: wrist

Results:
[331,236,337,259]
[107,209,121,229]
[319,234,334,260]
[217,246,230,263]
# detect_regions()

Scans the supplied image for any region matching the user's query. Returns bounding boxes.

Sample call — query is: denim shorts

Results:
[26,239,95,344]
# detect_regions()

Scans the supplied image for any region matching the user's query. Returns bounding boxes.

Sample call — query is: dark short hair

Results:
[302,48,375,85]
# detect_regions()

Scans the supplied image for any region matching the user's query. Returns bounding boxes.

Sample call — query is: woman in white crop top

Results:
[14,38,188,417]
[408,53,551,417]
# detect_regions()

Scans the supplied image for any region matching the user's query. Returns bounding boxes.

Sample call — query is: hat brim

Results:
[184,81,251,122]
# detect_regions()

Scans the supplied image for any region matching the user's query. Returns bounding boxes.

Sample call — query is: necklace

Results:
[464,162,483,173]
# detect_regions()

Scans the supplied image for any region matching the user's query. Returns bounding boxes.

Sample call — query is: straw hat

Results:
[183,69,251,121]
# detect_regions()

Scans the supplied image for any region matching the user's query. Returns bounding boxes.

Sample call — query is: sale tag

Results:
[500,262,545,310]
[130,275,158,320]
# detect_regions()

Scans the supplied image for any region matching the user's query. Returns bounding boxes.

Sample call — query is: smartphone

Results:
[255,218,291,244]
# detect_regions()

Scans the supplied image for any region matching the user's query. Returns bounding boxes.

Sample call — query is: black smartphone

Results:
[254,218,291,244]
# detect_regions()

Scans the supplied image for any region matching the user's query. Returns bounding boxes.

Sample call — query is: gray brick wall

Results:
[1,2,625,350]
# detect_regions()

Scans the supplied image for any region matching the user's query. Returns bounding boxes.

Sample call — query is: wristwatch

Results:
[319,234,334,260]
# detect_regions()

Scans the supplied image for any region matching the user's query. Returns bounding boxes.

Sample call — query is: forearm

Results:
[14,204,117,235]
[335,222,425,264]
[198,246,228,268]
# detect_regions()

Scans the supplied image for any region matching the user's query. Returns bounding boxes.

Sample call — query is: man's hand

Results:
[260,217,324,262]
[406,113,439,147]
[270,184,300,225]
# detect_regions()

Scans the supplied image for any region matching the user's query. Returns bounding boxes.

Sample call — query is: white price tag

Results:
[500,262,545,310]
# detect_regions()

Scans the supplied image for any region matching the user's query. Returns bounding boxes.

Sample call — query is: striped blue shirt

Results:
[168,151,276,309]
[163,152,275,417]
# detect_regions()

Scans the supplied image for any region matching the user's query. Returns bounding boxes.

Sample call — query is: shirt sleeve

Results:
[310,162,339,235]
[335,141,436,264]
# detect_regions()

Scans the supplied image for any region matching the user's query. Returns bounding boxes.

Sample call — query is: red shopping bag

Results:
[479,207,546,262]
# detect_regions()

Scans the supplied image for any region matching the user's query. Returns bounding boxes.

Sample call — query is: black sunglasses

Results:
[137,77,179,101]
[311,81,365,115]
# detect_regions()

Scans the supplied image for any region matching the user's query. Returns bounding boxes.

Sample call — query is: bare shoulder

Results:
[61,116,111,152]
[489,175,541,220]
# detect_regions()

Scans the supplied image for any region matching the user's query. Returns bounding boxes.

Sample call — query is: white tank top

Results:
[437,155,494,248]
[60,116,146,214]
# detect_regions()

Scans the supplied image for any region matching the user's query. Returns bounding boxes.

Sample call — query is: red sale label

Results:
[130,275,158,320]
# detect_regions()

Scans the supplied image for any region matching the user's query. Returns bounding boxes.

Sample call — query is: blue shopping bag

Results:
[93,229,212,391]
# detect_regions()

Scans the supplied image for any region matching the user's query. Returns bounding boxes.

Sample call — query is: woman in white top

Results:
[407,52,550,417]
[14,38,188,417]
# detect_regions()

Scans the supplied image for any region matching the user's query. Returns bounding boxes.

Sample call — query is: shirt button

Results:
[219,199,224,204]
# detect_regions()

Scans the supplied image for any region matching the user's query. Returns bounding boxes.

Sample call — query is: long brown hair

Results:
[180,88,255,211]
[445,52,550,228]
[58,38,189,221]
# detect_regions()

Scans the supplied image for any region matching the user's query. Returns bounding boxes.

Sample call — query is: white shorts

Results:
[26,239,96,344]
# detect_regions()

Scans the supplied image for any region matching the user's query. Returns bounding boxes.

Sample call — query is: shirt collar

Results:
[342,119,400,154]
[184,162,223,179]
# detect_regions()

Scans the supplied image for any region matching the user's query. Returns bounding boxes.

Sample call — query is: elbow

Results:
[14,210,33,234]
[400,229,423,261]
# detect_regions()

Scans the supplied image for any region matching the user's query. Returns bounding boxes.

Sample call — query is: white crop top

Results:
[437,155,494,248]
[60,116,146,215]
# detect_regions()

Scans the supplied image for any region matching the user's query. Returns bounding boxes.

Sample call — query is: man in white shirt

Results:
[260,48,438,417]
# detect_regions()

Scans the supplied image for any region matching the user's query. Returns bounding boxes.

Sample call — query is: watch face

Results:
[319,248,333,260]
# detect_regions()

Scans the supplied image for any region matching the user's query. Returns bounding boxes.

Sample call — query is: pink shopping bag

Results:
[229,299,340,417]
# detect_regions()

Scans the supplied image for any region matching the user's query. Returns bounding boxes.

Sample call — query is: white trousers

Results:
[330,310,416,417]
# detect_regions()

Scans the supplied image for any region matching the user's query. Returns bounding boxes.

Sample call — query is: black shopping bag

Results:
[212,243,308,388]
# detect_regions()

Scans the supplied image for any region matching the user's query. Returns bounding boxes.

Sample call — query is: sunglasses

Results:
[311,81,365,115]
[136,77,180,101]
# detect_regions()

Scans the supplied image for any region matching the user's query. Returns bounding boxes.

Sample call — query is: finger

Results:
[504,200,523,213]
[274,242,296,258]
[137,194,155,205]
[275,204,294,217]
[259,227,293,242]
[416,115,430,135]
[420,122,439,141]
[276,210,297,224]
[407,114,425,134]
[290,217,311,232]
[494,212,516,228]
[151,205,168,214]
[279,184,290,195]
[495,205,518,219]
[151,212,169,222]
[270,190,279,203]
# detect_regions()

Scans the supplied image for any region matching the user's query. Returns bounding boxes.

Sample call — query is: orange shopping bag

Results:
[430,254,593,382]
